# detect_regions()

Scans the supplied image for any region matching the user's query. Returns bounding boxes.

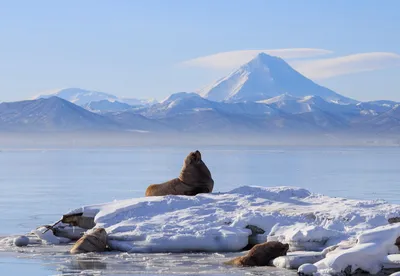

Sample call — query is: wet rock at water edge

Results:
[389,217,400,224]
[298,263,318,275]
[14,235,29,247]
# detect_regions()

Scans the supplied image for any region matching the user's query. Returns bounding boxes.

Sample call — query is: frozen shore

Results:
[2,186,400,275]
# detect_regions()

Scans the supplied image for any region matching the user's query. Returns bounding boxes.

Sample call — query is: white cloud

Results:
[291,52,400,79]
[181,48,333,69]
[182,50,400,80]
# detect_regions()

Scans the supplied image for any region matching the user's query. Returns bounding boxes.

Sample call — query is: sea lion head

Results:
[244,241,289,266]
[266,241,289,255]
[264,241,289,258]
[280,242,290,254]
[184,150,202,166]
[179,150,214,194]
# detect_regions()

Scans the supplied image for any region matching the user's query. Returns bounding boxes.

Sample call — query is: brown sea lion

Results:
[225,241,289,267]
[70,228,107,254]
[145,150,214,196]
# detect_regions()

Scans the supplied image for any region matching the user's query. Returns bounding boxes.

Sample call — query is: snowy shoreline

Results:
[2,186,400,275]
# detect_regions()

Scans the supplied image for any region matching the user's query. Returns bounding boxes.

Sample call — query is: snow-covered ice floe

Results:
[315,223,400,274]
[2,185,400,275]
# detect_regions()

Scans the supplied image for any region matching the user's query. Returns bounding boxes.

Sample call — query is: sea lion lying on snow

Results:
[70,228,108,254]
[225,241,289,267]
[145,150,214,196]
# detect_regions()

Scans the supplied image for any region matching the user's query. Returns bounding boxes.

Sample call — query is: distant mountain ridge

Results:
[83,100,135,113]
[1,94,399,134]
[0,96,118,131]
[141,92,277,119]
[36,88,157,107]
[126,92,399,133]
[6,52,398,135]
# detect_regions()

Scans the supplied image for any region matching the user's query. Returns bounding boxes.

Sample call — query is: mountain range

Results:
[1,53,399,135]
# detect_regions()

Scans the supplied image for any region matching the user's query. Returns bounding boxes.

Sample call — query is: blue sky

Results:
[0,0,399,102]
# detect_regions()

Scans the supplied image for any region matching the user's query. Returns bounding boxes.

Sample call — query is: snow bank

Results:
[272,251,324,269]
[315,224,400,274]
[60,186,399,255]
[0,226,70,246]
[32,226,70,244]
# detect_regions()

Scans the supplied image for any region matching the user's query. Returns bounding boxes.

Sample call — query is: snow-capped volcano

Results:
[199,53,356,104]
[259,94,300,106]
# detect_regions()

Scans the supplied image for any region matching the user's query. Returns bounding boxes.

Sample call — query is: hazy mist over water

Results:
[0,132,399,148]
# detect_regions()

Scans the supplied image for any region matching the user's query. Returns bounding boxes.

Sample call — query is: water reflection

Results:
[69,256,107,271]
[1,245,296,275]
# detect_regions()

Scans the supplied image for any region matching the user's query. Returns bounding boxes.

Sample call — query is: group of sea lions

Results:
[70,150,289,267]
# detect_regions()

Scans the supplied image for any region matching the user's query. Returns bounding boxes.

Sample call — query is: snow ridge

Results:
[62,186,399,254]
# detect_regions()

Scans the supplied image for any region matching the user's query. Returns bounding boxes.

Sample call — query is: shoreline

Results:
[2,186,400,275]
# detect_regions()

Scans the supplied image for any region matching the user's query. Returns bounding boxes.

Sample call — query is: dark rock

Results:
[62,213,96,229]
[389,217,400,224]
[244,225,266,250]
[14,236,29,247]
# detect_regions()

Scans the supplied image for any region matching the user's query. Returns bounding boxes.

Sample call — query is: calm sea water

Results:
[0,146,399,275]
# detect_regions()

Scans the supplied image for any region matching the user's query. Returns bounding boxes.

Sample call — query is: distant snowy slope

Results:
[83,100,135,113]
[35,88,156,107]
[267,95,352,129]
[356,104,400,133]
[144,93,317,133]
[142,92,216,118]
[120,97,158,106]
[199,53,356,104]
[36,88,118,105]
[0,97,119,131]
[356,100,399,115]
[104,112,172,132]
[140,92,277,119]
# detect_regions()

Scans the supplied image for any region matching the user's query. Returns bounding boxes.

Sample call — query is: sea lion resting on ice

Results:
[70,228,107,254]
[225,241,289,267]
[145,150,214,196]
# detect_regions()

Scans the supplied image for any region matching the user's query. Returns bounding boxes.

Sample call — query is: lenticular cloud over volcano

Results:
[293,52,400,79]
[182,50,400,81]
[181,48,333,69]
